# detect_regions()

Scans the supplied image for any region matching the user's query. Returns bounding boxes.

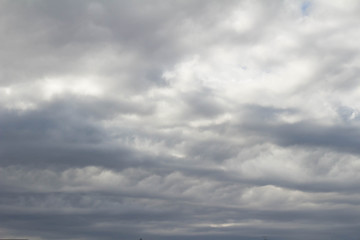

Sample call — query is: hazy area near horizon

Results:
[1,1,360,240]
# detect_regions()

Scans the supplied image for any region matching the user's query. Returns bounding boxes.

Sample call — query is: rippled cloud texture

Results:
[1,1,360,240]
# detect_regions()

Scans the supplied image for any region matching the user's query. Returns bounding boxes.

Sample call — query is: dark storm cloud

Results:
[2,190,360,240]
[242,120,360,155]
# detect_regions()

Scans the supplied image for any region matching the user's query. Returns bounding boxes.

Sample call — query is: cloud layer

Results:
[1,1,360,240]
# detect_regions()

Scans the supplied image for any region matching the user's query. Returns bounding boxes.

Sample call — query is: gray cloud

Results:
[2,0,360,240]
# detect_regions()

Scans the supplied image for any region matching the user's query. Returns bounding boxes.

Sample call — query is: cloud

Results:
[1,1,360,240]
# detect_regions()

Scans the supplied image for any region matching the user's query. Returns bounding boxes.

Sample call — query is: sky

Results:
[1,0,360,240]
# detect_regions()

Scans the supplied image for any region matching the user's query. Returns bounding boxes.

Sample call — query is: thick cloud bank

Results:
[1,1,360,240]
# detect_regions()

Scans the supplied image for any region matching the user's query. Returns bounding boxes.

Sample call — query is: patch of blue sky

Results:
[301,1,311,16]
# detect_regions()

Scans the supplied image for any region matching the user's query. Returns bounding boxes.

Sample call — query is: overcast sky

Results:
[1,1,360,240]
